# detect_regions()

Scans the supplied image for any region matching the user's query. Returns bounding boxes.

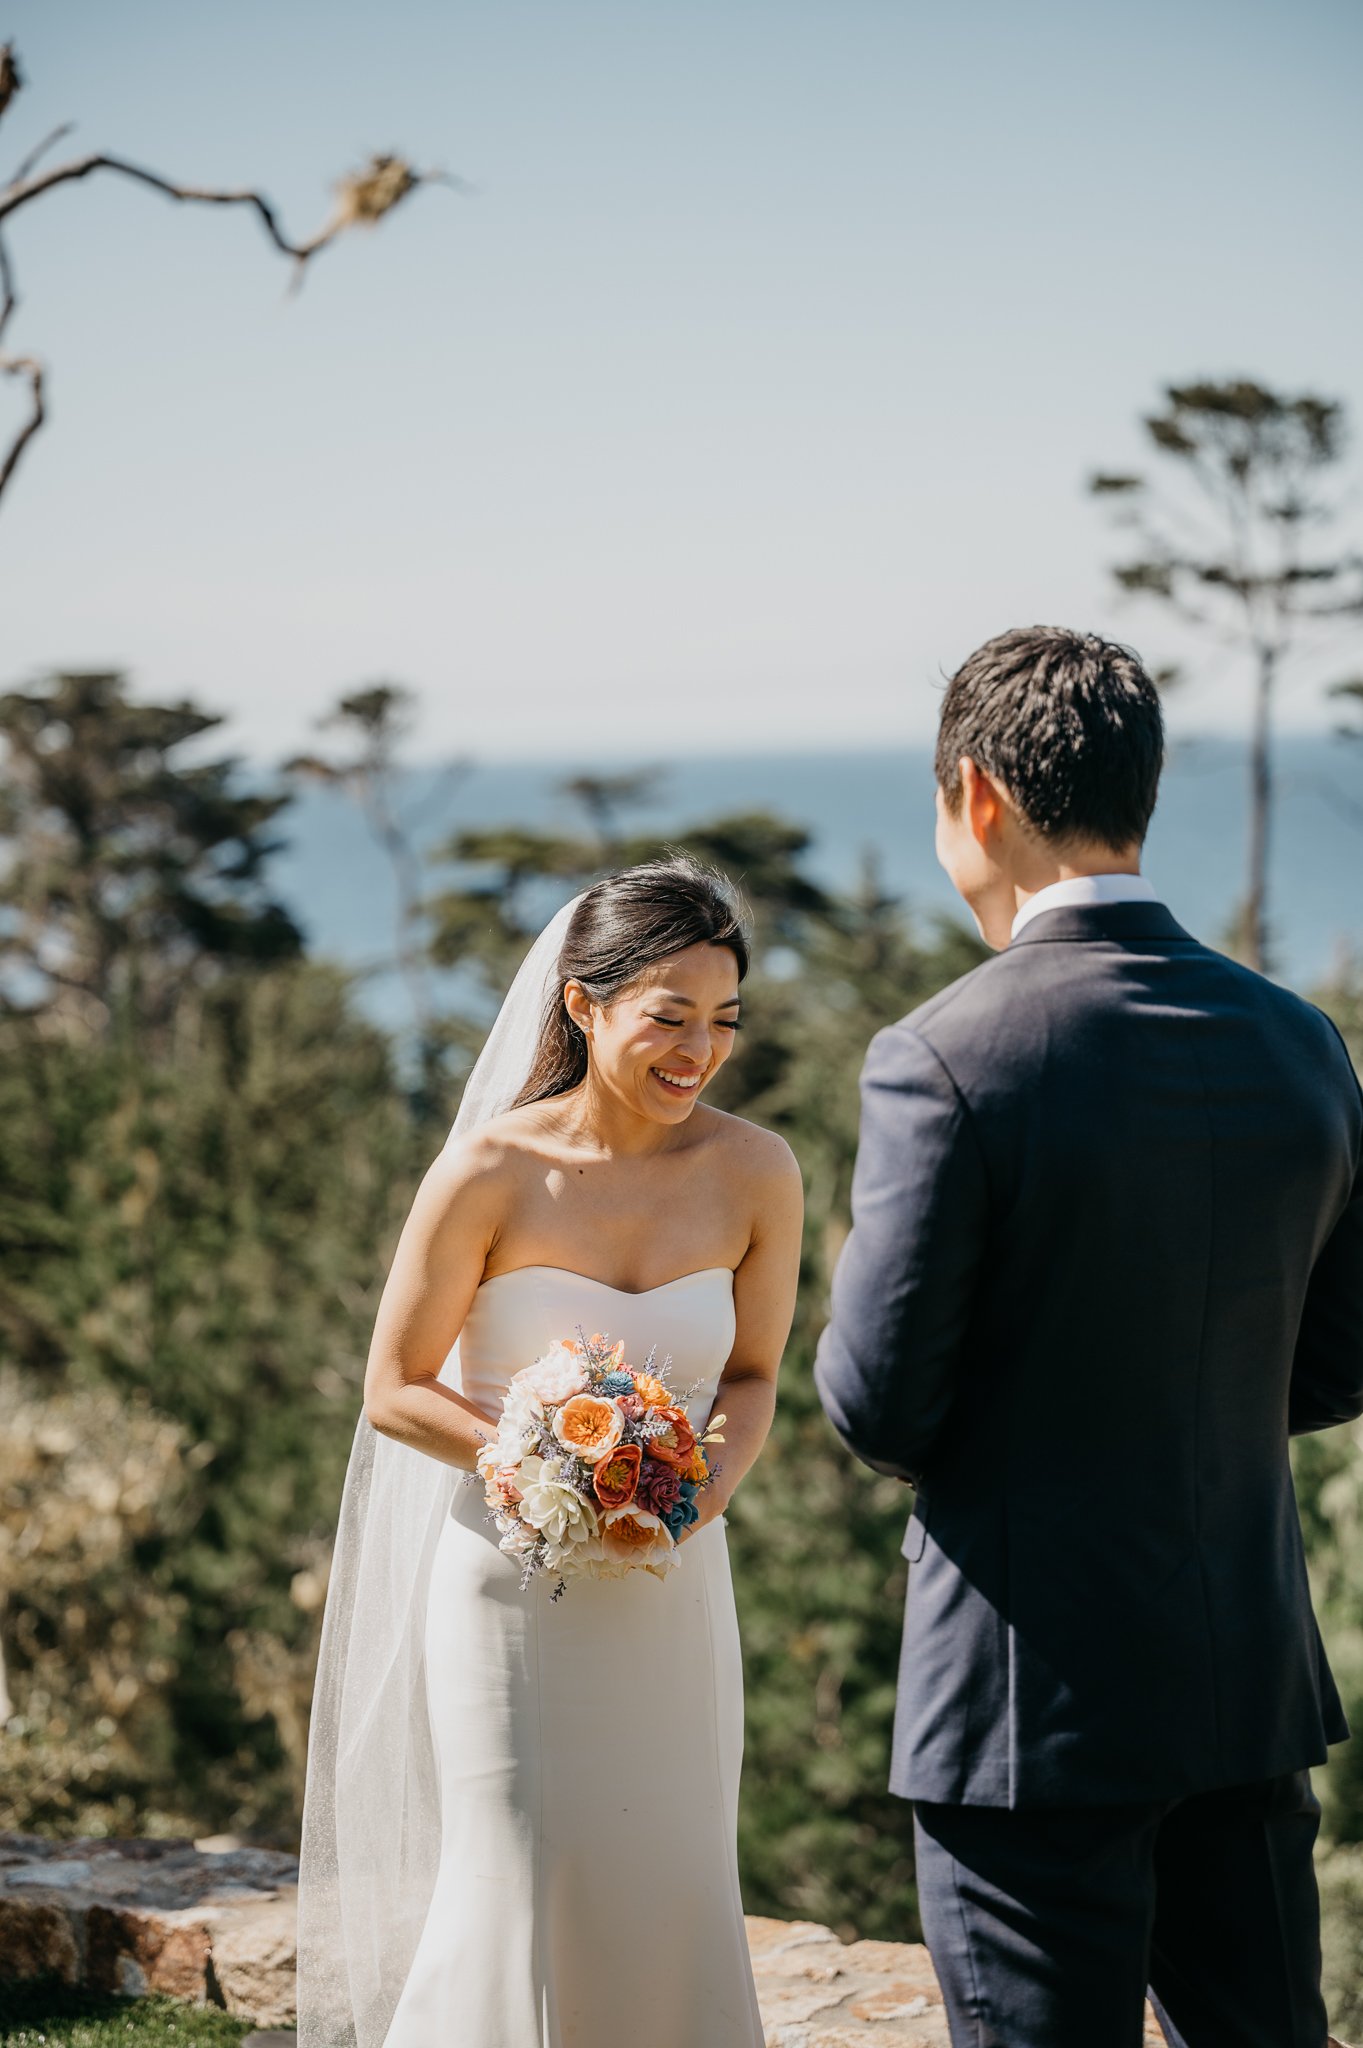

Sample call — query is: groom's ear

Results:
[960,757,1008,847]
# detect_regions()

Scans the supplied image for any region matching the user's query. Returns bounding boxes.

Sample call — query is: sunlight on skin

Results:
[545,941,795,1537]
[363,939,803,1534]
[560,941,743,1155]
[935,756,1143,951]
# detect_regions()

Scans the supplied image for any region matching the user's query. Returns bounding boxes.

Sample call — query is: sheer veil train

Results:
[296,893,583,2048]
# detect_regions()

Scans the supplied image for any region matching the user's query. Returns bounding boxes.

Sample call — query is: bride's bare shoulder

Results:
[699,1105,802,1193]
[432,1103,556,1190]
[405,1108,553,1253]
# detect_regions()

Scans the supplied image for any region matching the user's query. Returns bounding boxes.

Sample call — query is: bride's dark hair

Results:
[511,854,751,1109]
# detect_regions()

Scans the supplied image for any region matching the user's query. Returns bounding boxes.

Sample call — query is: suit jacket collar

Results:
[1007,900,1197,947]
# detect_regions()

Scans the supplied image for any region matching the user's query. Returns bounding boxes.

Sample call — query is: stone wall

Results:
[0,1834,299,2028]
[0,1834,1351,2047]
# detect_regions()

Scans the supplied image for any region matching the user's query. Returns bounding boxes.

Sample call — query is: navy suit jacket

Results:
[814,901,1363,1807]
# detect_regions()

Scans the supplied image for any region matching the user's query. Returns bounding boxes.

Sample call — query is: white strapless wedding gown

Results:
[381,1264,765,2048]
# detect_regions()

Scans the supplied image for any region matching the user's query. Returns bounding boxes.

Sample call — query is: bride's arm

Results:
[689,1129,804,1531]
[361,1132,508,1469]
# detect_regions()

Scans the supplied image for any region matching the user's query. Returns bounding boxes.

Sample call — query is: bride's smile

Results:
[562,937,743,1133]
[652,1066,704,1094]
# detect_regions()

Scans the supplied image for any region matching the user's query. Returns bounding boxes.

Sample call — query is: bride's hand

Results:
[678,1488,730,1542]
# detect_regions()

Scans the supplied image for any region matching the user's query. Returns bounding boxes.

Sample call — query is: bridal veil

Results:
[297,894,582,2048]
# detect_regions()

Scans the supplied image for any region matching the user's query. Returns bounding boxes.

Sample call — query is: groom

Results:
[814,626,1363,2048]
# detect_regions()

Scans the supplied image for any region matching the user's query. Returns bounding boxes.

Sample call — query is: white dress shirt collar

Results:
[1010,873,1160,942]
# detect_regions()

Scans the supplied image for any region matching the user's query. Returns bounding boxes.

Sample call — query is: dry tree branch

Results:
[0,149,461,279]
[0,350,42,497]
[0,223,15,339]
[0,41,19,121]
[0,38,464,512]
[0,201,42,493]
[11,120,74,186]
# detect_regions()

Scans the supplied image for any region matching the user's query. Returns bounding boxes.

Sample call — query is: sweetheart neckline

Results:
[478,1263,734,1300]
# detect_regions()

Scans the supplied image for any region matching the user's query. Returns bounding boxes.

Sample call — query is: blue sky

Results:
[3,0,1361,764]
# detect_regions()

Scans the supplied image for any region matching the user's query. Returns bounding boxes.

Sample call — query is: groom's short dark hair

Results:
[935,626,1164,849]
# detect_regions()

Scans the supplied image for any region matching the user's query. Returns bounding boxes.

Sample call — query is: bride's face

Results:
[565,942,743,1123]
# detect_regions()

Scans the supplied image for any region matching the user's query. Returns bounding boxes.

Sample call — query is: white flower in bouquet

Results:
[542,1525,604,1574]
[498,1518,541,1561]
[476,1382,543,1479]
[516,1455,600,1552]
[513,1341,589,1406]
[500,1378,545,1438]
[476,1431,524,1484]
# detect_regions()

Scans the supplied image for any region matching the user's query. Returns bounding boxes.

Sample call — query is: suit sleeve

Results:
[1290,1079,1363,1434]
[813,1022,988,1484]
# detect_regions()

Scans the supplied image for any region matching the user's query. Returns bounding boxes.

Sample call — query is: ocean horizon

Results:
[266,735,1363,1036]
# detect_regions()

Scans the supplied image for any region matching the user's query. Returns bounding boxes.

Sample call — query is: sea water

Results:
[267,736,1363,1036]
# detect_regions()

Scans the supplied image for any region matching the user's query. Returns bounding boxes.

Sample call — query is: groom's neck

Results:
[976,838,1144,951]
[1013,844,1142,904]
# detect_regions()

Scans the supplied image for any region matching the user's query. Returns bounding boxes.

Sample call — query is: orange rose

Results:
[680,1445,710,1486]
[551,1392,625,1465]
[592,1441,641,1509]
[632,1372,673,1411]
[645,1405,697,1470]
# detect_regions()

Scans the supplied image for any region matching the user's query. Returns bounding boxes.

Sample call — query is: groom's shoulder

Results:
[858,954,1006,1093]
[880,948,1017,1055]
[876,930,1358,1092]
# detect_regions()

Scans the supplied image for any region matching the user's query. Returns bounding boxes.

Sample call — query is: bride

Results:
[298,856,803,2048]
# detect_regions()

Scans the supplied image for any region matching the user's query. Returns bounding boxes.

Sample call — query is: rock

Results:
[0,1831,298,2022]
[748,1913,949,2044]
[0,1896,80,1984]
[207,1898,298,2029]
[0,1834,1355,2045]
[85,1903,211,2000]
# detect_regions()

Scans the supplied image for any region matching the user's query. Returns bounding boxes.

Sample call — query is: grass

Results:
[1320,1844,1363,2046]
[0,1984,256,2047]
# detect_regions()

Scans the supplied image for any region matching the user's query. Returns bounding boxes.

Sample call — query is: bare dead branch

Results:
[11,120,76,186]
[0,148,455,287]
[0,227,15,343]
[0,352,44,496]
[0,131,462,511]
[0,43,20,123]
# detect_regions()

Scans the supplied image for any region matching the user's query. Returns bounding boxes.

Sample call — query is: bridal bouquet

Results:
[476,1329,725,1591]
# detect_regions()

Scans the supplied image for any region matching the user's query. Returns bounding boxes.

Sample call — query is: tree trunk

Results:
[1243,645,1274,973]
